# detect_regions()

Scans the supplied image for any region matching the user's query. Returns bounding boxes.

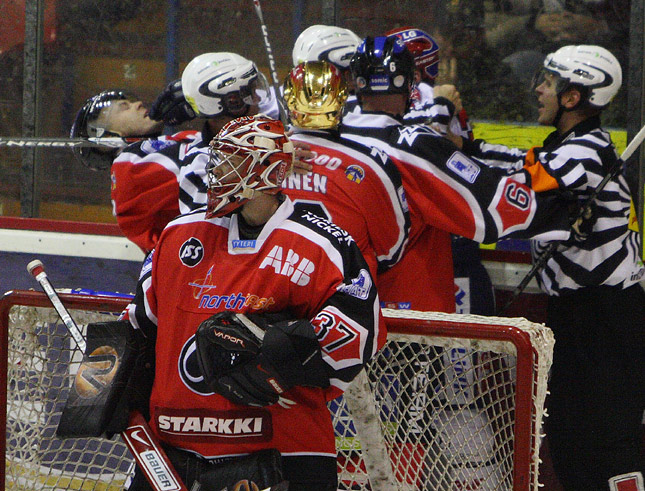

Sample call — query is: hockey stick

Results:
[0,136,137,149]
[28,259,87,352]
[499,123,645,315]
[26,259,188,491]
[251,0,289,126]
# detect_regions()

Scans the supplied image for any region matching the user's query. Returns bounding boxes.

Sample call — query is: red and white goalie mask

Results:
[206,115,295,218]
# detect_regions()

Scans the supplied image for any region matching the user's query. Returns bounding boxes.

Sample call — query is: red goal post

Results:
[1,290,553,490]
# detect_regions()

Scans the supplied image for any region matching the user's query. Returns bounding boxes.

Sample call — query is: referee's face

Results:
[535,72,559,126]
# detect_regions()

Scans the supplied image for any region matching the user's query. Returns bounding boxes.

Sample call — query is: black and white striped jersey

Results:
[340,111,575,244]
[405,81,473,140]
[343,82,473,139]
[463,116,644,295]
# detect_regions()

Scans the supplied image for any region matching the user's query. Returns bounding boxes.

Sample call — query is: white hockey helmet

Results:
[181,52,271,118]
[542,45,622,107]
[292,25,362,70]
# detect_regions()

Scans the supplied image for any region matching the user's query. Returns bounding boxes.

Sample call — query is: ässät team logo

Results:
[345,165,365,183]
[179,237,204,267]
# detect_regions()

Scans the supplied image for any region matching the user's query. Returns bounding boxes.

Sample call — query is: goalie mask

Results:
[283,61,349,130]
[206,115,294,218]
[181,52,272,118]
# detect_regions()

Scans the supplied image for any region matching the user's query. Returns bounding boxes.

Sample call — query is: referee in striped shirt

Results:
[453,45,645,490]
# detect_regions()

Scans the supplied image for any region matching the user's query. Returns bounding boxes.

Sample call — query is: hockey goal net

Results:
[1,290,553,490]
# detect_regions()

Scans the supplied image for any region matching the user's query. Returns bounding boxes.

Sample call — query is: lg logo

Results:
[400,30,418,40]
[179,238,204,267]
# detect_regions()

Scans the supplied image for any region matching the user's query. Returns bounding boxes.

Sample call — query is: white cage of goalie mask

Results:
[0,291,553,491]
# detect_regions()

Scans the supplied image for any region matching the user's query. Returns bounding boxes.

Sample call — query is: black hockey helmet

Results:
[349,36,416,96]
[69,90,135,171]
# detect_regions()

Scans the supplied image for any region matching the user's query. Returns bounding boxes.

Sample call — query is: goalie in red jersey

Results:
[124,115,385,491]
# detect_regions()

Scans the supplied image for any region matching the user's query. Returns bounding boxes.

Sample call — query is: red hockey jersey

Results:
[111,130,200,252]
[127,198,384,459]
[286,130,410,277]
[341,112,575,312]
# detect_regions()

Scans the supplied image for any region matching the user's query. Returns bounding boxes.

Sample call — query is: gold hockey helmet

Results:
[283,61,348,130]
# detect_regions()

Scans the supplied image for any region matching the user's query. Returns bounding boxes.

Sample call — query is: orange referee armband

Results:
[524,147,559,192]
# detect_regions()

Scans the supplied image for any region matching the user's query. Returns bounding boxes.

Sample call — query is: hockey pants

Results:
[545,283,645,490]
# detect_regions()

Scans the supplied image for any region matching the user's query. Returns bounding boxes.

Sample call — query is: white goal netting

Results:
[1,292,553,490]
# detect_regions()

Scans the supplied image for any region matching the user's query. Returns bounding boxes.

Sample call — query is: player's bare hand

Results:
[433,84,463,113]
[446,126,464,149]
[292,139,314,174]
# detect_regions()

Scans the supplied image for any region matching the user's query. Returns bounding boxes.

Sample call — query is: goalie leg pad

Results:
[157,446,285,491]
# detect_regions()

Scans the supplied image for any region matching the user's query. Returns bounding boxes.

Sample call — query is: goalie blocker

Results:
[57,320,154,437]
[56,318,291,491]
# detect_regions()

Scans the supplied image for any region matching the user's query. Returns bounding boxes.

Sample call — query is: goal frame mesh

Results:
[1,290,553,490]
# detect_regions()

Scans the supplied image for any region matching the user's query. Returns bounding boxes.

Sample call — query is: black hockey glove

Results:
[195,312,329,407]
[567,200,597,245]
[149,79,196,126]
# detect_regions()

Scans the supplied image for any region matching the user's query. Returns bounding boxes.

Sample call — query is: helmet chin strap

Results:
[553,89,584,129]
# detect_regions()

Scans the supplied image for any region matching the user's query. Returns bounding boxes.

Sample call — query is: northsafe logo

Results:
[189,265,275,310]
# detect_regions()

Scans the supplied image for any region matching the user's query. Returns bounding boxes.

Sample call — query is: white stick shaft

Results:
[251,0,289,125]
[252,0,279,87]
[0,136,132,149]
[30,269,87,352]
[621,124,645,161]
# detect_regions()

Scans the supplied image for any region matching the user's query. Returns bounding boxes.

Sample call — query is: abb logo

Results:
[259,246,315,286]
